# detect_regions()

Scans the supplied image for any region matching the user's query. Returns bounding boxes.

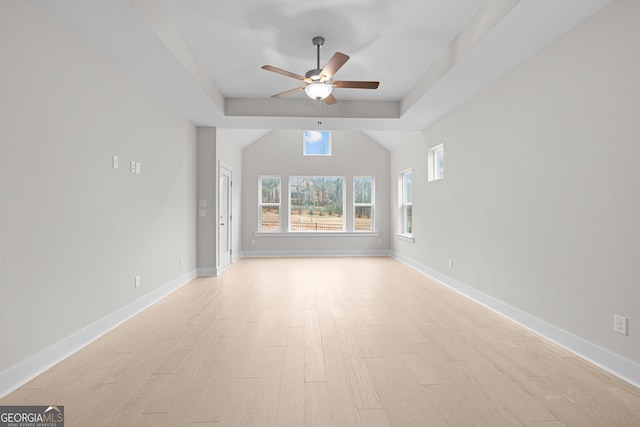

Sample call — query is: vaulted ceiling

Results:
[36,0,611,148]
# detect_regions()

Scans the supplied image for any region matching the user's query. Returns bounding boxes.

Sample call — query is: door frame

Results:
[217,161,232,274]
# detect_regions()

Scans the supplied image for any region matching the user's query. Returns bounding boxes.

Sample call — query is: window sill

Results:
[395,233,415,243]
[254,232,379,237]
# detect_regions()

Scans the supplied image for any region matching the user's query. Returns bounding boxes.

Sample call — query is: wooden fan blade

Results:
[324,93,337,105]
[319,52,349,80]
[262,65,307,81]
[332,81,380,89]
[272,86,305,98]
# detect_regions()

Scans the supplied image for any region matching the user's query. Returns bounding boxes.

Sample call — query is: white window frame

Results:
[400,169,413,236]
[289,176,345,232]
[353,176,374,232]
[428,143,444,182]
[258,176,281,232]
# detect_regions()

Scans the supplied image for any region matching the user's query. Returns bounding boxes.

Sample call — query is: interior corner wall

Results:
[391,0,640,377]
[242,130,390,256]
[0,1,197,390]
[196,127,217,274]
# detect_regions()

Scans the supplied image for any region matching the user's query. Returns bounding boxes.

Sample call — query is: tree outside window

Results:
[289,176,344,231]
[354,177,374,231]
[259,176,281,232]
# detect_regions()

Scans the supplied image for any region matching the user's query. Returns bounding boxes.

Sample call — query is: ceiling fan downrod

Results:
[312,36,324,74]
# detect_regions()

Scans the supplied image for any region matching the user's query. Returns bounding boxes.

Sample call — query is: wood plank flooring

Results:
[2,257,640,426]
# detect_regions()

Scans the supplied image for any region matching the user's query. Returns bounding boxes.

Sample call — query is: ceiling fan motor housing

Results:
[305,69,324,81]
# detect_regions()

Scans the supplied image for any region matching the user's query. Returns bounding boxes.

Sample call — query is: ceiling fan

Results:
[261,36,379,105]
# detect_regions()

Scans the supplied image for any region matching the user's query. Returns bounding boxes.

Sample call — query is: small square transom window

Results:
[303,130,331,156]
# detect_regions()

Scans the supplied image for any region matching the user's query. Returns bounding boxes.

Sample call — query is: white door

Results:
[218,163,232,271]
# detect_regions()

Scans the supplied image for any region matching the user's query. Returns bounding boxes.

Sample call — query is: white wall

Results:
[242,130,390,256]
[391,0,640,382]
[0,1,197,390]
[196,127,216,274]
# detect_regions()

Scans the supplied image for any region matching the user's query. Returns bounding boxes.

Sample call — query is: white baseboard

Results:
[242,249,391,258]
[391,252,640,389]
[196,267,217,276]
[0,270,197,399]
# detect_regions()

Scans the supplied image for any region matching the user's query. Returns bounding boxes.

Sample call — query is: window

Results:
[401,170,412,235]
[428,143,444,181]
[259,176,281,232]
[354,177,374,231]
[289,176,344,231]
[303,130,331,156]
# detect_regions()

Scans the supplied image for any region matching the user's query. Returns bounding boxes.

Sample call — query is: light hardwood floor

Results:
[2,257,640,426]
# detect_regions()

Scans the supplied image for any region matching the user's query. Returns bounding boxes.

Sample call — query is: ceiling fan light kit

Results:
[305,82,332,100]
[261,36,379,105]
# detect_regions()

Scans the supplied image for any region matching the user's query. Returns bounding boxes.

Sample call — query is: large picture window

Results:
[401,170,412,235]
[259,176,281,232]
[354,177,374,231]
[289,176,344,231]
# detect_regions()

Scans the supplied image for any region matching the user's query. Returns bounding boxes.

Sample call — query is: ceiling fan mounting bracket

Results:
[312,36,325,47]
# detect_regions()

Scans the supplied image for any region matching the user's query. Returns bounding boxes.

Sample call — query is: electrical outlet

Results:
[112,155,119,169]
[251,239,256,246]
[134,275,141,288]
[448,259,454,269]
[614,314,627,336]
[179,257,184,267]
[130,160,136,173]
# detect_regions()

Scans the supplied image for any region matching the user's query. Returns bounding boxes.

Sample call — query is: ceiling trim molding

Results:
[225,99,400,119]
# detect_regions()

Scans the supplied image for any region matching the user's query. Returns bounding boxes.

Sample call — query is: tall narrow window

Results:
[259,176,281,232]
[289,176,344,231]
[401,170,413,235]
[428,143,444,181]
[354,177,374,231]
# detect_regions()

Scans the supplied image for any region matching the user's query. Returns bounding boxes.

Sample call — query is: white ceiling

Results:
[37,0,611,149]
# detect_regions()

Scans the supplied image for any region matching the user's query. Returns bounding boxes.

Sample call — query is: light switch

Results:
[130,160,136,173]
[199,208,207,217]
[112,155,119,169]
[136,161,141,174]
[198,200,207,208]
